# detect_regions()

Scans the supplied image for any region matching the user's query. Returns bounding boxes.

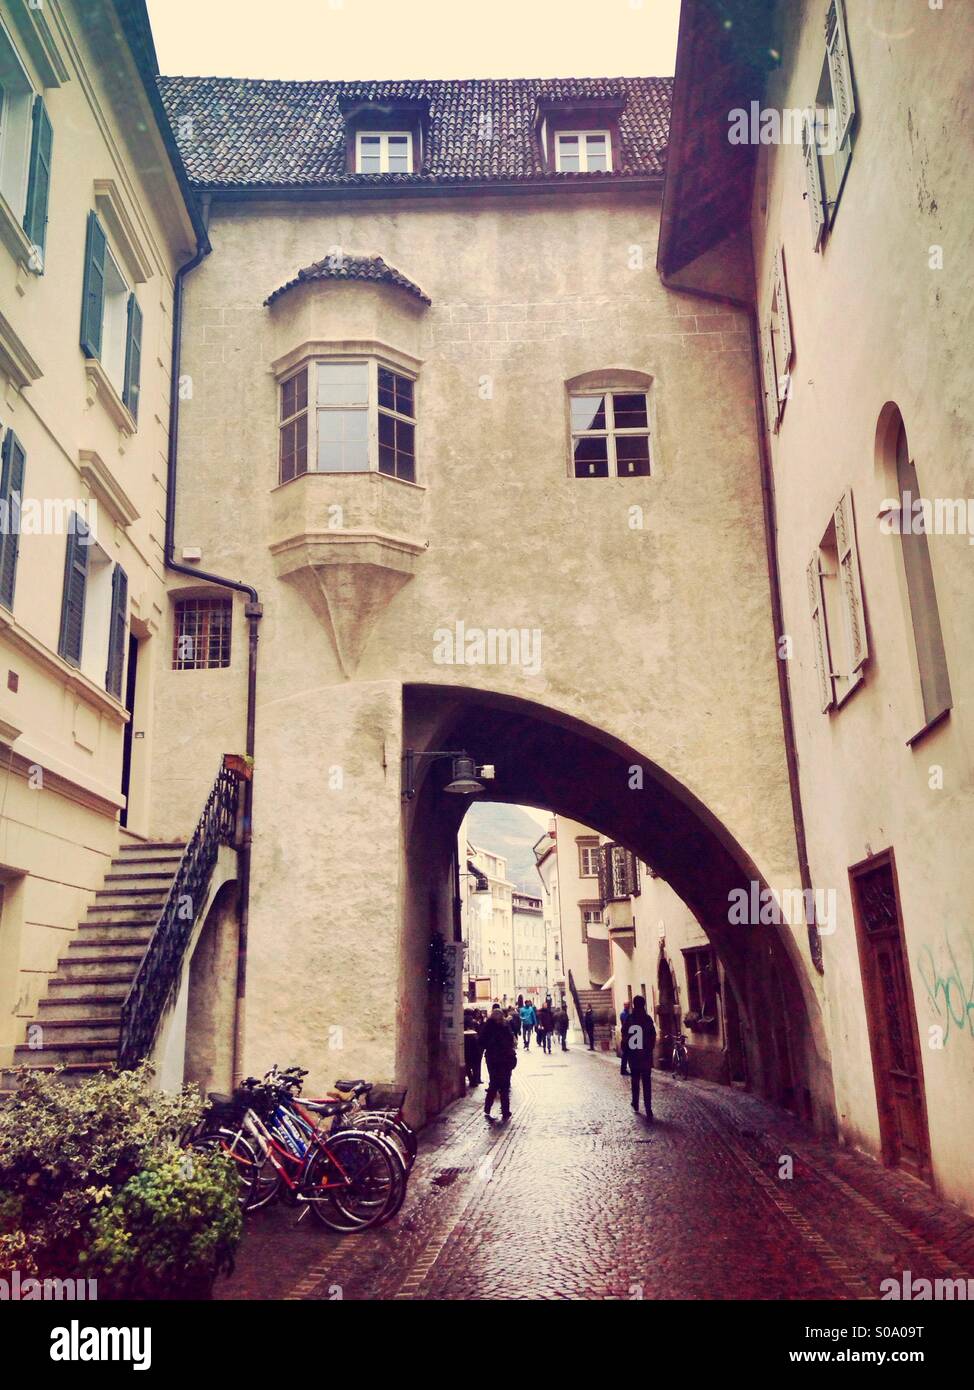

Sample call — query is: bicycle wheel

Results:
[344,1113,416,1172]
[189,1128,261,1209]
[675,1050,689,1081]
[304,1131,399,1232]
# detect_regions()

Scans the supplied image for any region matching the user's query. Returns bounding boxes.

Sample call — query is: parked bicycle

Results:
[666,1032,689,1080]
[189,1070,405,1232]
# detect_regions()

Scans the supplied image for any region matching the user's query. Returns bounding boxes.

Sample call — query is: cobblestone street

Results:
[219,1043,974,1301]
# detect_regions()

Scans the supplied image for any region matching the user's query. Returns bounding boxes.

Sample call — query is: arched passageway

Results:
[400,684,834,1133]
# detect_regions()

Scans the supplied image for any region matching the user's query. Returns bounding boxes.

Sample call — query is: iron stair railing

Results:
[118,762,241,1070]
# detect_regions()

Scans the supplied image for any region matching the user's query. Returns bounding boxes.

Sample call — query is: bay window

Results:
[278,358,417,484]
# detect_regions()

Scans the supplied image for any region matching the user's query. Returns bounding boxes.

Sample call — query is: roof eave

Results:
[197,174,665,203]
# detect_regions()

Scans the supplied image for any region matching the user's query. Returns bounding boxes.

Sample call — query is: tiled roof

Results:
[264,255,431,306]
[156,76,671,189]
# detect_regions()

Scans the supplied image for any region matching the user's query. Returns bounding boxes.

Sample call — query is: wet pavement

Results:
[218,1041,974,1301]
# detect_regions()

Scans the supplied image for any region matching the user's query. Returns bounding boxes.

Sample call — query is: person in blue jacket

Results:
[519,999,537,1050]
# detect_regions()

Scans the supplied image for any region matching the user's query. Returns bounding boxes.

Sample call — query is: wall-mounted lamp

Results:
[401,748,495,801]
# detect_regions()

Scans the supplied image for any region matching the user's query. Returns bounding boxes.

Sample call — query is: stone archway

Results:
[401,683,834,1133]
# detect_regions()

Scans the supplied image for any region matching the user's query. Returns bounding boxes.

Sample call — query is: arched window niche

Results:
[875,403,952,737]
[564,368,656,480]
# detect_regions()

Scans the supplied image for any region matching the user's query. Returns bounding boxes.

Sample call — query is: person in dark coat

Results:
[537,1003,554,1054]
[619,1000,632,1076]
[480,1004,517,1120]
[626,995,657,1120]
[584,1005,596,1050]
[508,1006,521,1047]
[554,1004,569,1050]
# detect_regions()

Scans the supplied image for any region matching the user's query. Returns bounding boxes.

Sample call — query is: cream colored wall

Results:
[0,0,196,1062]
[753,0,974,1209]
[153,183,815,1103]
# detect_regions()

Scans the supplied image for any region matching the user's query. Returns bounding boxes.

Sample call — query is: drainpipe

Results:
[658,269,823,975]
[165,212,263,1086]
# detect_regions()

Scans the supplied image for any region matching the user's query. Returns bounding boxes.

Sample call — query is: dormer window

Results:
[555,131,612,174]
[355,131,413,175]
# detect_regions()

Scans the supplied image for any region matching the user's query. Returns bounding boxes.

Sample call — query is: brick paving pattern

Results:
[218,1043,974,1301]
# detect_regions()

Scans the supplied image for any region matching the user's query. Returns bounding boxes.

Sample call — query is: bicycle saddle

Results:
[333,1078,370,1092]
[299,1097,353,1117]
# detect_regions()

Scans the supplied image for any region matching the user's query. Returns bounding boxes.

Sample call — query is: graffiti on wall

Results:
[916,926,974,1045]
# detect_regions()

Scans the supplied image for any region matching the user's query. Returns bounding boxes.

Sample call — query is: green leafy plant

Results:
[81,1145,242,1299]
[0,1062,207,1280]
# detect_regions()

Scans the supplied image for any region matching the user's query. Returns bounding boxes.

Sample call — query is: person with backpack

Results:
[626,995,658,1120]
[519,999,537,1050]
[480,1003,517,1120]
[583,1005,596,1050]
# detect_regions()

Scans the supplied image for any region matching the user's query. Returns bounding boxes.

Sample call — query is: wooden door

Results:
[850,850,932,1181]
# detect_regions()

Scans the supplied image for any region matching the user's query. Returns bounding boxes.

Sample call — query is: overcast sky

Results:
[146,0,680,80]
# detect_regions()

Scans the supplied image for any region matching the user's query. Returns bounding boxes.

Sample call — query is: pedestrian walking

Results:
[480,1003,516,1121]
[538,1002,554,1054]
[619,1000,632,1076]
[519,999,537,1050]
[554,1004,569,1050]
[626,995,657,1120]
[508,1006,521,1047]
[463,1009,484,1087]
[584,1005,596,1050]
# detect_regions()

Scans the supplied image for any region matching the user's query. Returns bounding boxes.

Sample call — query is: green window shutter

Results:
[122,294,143,419]
[23,96,53,266]
[801,111,826,250]
[80,211,106,359]
[0,430,27,611]
[58,518,89,666]
[826,0,856,150]
[106,564,128,697]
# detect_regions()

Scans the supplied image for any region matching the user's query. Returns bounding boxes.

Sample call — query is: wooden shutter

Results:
[826,0,856,150]
[122,294,143,420]
[833,487,869,672]
[597,846,611,905]
[801,110,826,250]
[772,245,793,372]
[105,565,129,698]
[0,430,26,611]
[761,327,779,436]
[807,553,834,712]
[80,212,107,359]
[58,520,89,666]
[23,96,53,263]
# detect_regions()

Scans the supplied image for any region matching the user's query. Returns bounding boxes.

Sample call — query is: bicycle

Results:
[190,1075,403,1232]
[326,1076,417,1172]
[666,1032,689,1080]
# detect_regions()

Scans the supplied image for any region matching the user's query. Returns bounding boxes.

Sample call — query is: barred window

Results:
[173,598,232,670]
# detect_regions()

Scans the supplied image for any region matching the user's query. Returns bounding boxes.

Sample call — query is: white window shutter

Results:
[833,487,869,672]
[826,0,856,150]
[761,327,779,436]
[801,110,826,250]
[807,553,834,712]
[772,245,793,370]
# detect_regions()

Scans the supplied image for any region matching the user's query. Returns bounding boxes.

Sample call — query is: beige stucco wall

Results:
[153,183,818,1106]
[0,0,196,1064]
[752,0,974,1210]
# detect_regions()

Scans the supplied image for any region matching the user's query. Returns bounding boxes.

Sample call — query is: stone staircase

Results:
[5,840,185,1084]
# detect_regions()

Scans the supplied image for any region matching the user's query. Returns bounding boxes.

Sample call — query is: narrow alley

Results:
[220,1045,974,1302]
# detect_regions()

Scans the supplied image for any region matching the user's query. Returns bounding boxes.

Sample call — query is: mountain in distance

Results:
[463,801,551,894]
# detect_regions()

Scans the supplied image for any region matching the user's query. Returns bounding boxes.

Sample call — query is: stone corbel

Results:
[93,179,153,284]
[78,449,140,529]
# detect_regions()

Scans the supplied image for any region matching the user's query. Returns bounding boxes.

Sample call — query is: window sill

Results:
[0,192,40,275]
[831,668,865,712]
[0,605,128,725]
[906,706,951,748]
[84,357,137,437]
[272,469,425,493]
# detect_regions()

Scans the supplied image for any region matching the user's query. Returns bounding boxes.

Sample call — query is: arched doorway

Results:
[400,683,833,1132]
[657,954,679,1071]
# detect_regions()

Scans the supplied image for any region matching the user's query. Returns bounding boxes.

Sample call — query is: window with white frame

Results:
[554,130,611,173]
[578,840,600,877]
[0,23,33,221]
[580,903,603,942]
[570,389,652,478]
[278,358,416,484]
[355,131,412,174]
[807,488,869,712]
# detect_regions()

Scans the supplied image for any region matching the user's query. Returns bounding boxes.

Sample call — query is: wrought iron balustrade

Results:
[118,762,241,1070]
